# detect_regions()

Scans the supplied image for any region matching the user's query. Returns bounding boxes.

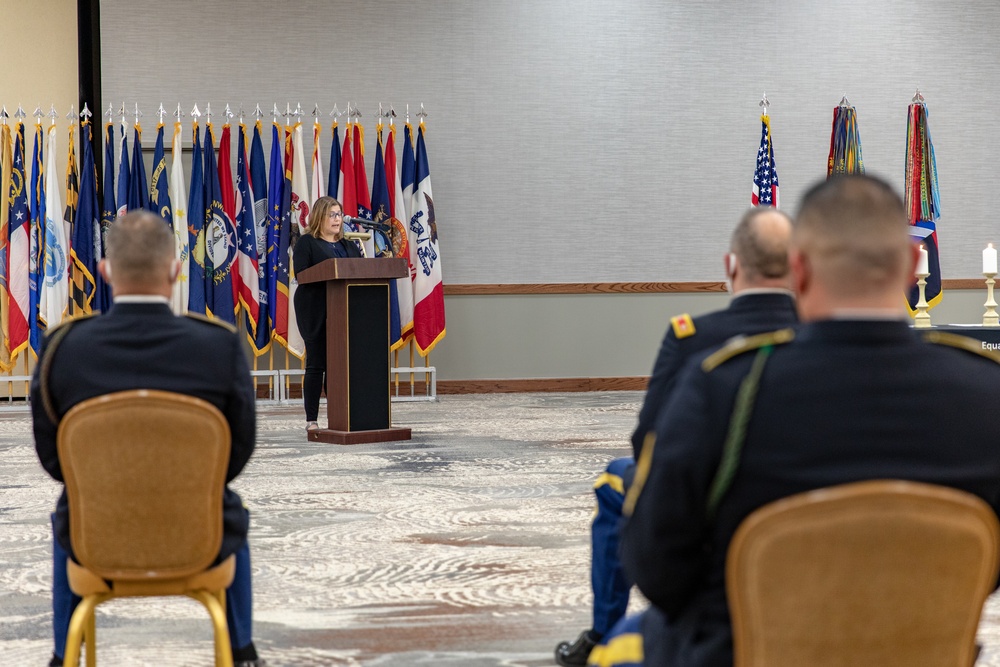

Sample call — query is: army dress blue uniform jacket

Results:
[631,291,798,461]
[31,301,257,563]
[622,319,1000,667]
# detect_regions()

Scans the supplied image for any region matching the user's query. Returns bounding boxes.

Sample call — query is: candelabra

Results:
[984,272,999,327]
[913,272,932,328]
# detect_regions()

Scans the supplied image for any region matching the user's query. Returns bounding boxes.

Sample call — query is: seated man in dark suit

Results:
[556,207,798,666]
[621,174,1000,667]
[32,211,264,667]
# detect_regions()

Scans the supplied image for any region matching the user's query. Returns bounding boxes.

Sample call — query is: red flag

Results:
[353,123,374,256]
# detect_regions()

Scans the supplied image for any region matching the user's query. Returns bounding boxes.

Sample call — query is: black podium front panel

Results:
[347,284,390,431]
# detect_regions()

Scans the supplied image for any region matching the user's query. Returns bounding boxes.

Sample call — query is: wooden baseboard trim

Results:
[436,377,647,394]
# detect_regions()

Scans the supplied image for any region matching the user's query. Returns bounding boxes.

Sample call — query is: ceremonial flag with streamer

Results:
[70,120,99,316]
[204,124,237,324]
[283,123,305,358]
[248,120,271,354]
[752,114,779,207]
[97,121,116,312]
[236,124,260,333]
[267,122,290,350]
[827,102,865,177]
[386,123,414,344]
[128,124,148,211]
[28,124,45,356]
[0,123,14,370]
[311,120,325,205]
[8,123,29,363]
[187,122,206,314]
[169,121,189,314]
[905,100,942,312]
[327,122,340,202]
[40,123,68,329]
[150,123,172,224]
[353,122,375,257]
[411,123,446,355]
[371,124,401,347]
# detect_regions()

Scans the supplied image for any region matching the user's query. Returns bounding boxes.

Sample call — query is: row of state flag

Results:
[750,97,942,310]
[0,109,446,372]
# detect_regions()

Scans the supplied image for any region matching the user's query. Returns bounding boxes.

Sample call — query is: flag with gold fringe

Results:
[70,119,99,317]
[905,95,942,312]
[751,114,779,207]
[40,123,68,330]
[8,122,30,363]
[827,100,865,177]
[0,121,14,371]
[28,123,45,357]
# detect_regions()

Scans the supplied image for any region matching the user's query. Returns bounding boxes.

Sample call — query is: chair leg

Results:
[64,594,105,667]
[85,606,97,667]
[188,589,234,667]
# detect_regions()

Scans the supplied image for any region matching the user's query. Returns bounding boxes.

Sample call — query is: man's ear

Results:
[168,259,180,282]
[98,258,112,282]
[724,253,738,279]
[789,249,809,296]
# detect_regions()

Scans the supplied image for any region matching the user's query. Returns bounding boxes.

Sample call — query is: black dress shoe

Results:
[555,630,601,667]
[48,655,63,667]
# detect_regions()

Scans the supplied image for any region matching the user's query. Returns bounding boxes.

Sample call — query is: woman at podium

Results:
[293,196,363,431]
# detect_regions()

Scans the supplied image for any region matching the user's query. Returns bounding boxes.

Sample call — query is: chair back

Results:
[727,479,1000,667]
[57,389,231,581]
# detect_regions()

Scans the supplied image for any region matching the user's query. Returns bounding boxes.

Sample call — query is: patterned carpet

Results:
[3,392,1000,666]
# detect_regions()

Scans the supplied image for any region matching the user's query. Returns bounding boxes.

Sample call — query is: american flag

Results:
[751,115,779,208]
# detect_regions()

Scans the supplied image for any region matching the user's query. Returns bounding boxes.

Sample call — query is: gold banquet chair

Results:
[726,480,1000,667]
[57,389,236,667]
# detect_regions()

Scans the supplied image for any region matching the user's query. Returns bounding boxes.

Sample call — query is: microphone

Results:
[344,216,390,233]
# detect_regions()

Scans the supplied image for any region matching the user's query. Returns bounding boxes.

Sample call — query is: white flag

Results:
[169,122,189,314]
[311,121,325,206]
[40,124,68,328]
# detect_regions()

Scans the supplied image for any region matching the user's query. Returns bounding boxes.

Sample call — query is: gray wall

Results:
[100,1,1000,379]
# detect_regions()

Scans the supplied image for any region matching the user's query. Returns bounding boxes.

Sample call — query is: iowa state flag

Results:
[8,123,30,363]
[70,120,99,316]
[411,124,445,355]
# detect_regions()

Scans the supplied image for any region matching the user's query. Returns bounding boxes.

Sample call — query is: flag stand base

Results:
[308,427,412,445]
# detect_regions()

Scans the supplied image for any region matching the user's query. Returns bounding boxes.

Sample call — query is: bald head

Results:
[791,175,914,318]
[102,210,177,296]
[727,207,792,292]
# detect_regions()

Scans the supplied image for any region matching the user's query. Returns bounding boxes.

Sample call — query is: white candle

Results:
[985,243,998,274]
[916,244,929,275]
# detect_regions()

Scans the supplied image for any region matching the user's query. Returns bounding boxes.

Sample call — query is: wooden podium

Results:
[296,257,412,445]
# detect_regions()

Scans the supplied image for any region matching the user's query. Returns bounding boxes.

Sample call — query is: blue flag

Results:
[204,124,237,324]
[187,124,206,314]
[9,124,31,361]
[70,121,99,315]
[115,125,130,218]
[267,123,290,345]
[97,123,116,312]
[249,122,271,354]
[149,124,172,223]
[327,124,340,202]
[28,126,45,356]
[128,125,148,211]
[371,128,401,346]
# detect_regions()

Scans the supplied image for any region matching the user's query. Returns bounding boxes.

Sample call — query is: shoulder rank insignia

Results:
[922,331,1000,363]
[184,312,238,334]
[701,327,795,372]
[671,314,696,339]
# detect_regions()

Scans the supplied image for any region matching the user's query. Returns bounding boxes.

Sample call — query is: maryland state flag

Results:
[204,124,238,324]
[63,122,78,261]
[187,122,206,315]
[70,120,99,316]
[8,123,30,363]
[905,100,942,312]
[411,123,445,355]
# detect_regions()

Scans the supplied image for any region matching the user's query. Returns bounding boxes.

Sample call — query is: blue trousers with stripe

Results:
[51,516,255,660]
[592,456,635,636]
[588,611,645,666]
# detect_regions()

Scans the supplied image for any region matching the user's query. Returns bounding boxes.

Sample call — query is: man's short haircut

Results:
[730,207,792,280]
[794,174,910,295]
[105,210,175,284]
